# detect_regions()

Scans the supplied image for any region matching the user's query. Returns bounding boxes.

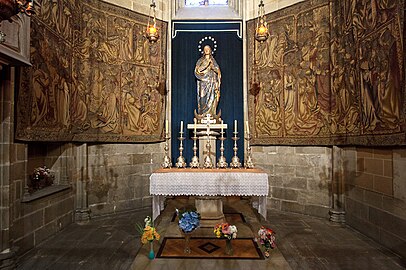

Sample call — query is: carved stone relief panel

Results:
[16,0,167,142]
[248,0,404,146]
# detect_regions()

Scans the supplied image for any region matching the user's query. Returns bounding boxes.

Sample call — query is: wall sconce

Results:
[146,1,159,43]
[255,0,269,42]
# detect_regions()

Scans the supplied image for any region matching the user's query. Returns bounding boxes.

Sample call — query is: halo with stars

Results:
[198,36,218,54]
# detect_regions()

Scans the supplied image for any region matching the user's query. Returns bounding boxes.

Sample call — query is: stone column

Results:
[74,143,91,222]
[329,146,346,223]
[0,66,17,269]
[59,143,71,186]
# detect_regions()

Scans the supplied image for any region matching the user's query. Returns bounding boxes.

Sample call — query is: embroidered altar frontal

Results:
[16,0,167,142]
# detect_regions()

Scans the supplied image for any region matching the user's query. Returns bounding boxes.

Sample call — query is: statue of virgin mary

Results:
[194,45,221,120]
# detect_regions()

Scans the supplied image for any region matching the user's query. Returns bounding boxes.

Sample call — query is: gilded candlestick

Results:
[217,128,228,168]
[230,131,241,168]
[175,131,187,168]
[244,132,254,169]
[189,133,200,168]
[161,132,172,168]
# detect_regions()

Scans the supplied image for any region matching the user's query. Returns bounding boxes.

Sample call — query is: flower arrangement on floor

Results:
[214,223,238,255]
[137,216,160,244]
[258,226,276,258]
[28,166,54,193]
[213,222,238,239]
[177,208,201,233]
[136,216,160,259]
[176,208,200,254]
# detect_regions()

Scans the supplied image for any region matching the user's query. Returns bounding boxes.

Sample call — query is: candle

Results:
[246,121,250,134]
[165,119,168,134]
[194,118,197,134]
[234,120,237,133]
[221,120,224,133]
[180,121,183,133]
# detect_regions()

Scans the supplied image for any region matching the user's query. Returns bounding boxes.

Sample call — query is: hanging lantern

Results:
[254,0,269,42]
[146,1,159,43]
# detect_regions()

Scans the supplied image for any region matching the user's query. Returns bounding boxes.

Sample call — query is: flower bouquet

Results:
[28,166,54,193]
[177,209,200,233]
[213,222,238,239]
[177,209,200,253]
[136,216,160,259]
[213,223,238,255]
[257,226,276,258]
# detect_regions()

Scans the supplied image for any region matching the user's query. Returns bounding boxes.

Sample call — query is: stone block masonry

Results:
[253,146,332,218]
[87,142,165,216]
[345,147,406,261]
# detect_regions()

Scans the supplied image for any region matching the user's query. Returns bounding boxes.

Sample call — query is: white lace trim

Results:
[150,172,269,196]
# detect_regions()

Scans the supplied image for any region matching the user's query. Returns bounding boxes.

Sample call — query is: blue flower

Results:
[178,210,201,233]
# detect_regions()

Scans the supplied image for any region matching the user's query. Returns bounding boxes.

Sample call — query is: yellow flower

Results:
[154,231,160,240]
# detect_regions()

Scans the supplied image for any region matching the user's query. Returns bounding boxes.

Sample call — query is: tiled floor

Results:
[17,198,405,270]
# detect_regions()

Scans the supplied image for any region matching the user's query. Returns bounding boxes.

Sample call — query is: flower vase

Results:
[183,232,192,254]
[148,241,155,260]
[224,239,233,256]
[264,248,270,258]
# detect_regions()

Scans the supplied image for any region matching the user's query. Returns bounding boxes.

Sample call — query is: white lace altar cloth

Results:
[150,168,269,221]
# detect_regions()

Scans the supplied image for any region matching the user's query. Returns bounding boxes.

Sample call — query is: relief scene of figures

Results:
[248,0,404,145]
[16,0,167,142]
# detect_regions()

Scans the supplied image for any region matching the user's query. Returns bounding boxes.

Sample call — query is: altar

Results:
[150,168,269,224]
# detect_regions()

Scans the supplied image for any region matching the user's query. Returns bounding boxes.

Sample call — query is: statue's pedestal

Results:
[195,196,225,227]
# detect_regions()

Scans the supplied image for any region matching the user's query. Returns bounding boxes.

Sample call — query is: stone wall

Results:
[86,143,164,216]
[12,191,74,255]
[244,0,304,20]
[103,0,169,21]
[11,144,75,256]
[252,146,332,218]
[344,147,406,260]
[1,67,16,264]
[0,66,75,259]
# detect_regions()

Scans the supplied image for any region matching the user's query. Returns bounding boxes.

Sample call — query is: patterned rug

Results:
[156,237,264,259]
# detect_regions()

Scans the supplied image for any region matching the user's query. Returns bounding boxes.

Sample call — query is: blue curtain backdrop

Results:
[171,21,244,165]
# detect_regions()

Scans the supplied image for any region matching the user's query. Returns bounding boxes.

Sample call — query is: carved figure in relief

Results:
[255,70,282,135]
[91,80,120,133]
[55,74,70,128]
[283,72,297,132]
[71,69,88,125]
[122,87,142,132]
[376,29,400,129]
[31,68,50,126]
[330,33,359,133]
[138,90,161,134]
[115,18,133,61]
[360,60,378,131]
[134,31,150,63]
